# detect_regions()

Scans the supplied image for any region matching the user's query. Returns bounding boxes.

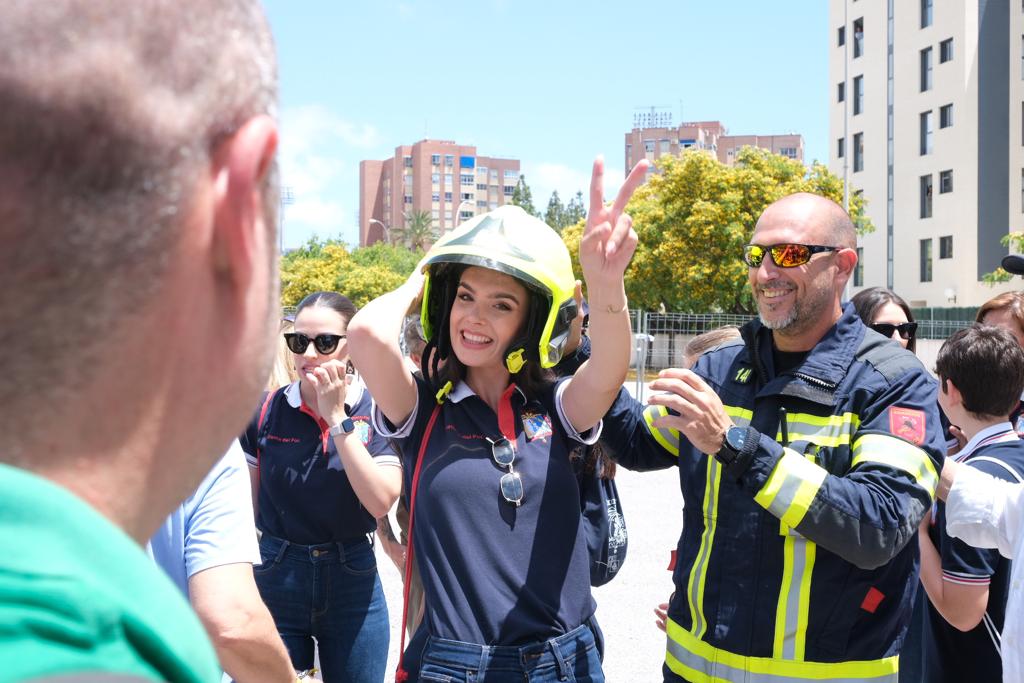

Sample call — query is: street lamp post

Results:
[367,218,390,245]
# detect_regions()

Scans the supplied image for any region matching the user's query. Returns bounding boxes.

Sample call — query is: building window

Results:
[939,235,953,259]
[404,195,413,205]
[503,185,514,195]
[920,239,933,282]
[853,133,864,172]
[644,141,655,153]
[920,174,933,218]
[431,192,440,202]
[853,18,864,58]
[939,169,953,193]
[920,110,933,155]
[939,38,953,63]
[940,103,953,128]
[444,174,453,187]
[854,247,864,287]
[431,173,440,184]
[838,25,846,46]
[460,173,474,185]
[476,183,487,191]
[921,0,933,28]
[853,76,864,115]
[431,210,440,219]
[921,47,933,91]
[460,192,473,201]
[837,137,845,158]
[403,155,413,168]
[504,169,519,178]
[445,155,454,167]
[460,210,474,220]
[476,200,487,208]
[431,154,440,166]
[779,147,797,159]
[444,192,452,202]
[837,81,845,102]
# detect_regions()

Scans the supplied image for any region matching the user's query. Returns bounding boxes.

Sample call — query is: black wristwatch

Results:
[715,425,748,466]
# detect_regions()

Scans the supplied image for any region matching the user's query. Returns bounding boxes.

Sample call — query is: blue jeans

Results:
[416,623,605,683]
[255,534,388,683]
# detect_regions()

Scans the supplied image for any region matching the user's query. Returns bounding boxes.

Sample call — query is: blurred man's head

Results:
[937,324,1024,422]
[746,193,858,351]
[0,0,280,538]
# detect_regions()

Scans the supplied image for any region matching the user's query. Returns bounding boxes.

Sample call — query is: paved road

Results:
[374,459,684,682]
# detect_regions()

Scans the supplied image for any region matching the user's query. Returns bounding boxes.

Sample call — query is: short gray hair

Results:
[0,1,277,453]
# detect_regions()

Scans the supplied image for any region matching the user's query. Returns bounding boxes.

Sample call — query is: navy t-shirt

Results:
[240,379,400,544]
[373,375,597,646]
[923,435,1024,683]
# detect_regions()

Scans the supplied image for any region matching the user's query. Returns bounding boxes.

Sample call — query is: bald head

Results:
[755,193,856,249]
[0,0,277,462]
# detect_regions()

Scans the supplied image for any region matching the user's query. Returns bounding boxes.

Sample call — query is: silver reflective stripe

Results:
[665,636,898,683]
[688,457,720,638]
[767,473,806,521]
[781,536,807,659]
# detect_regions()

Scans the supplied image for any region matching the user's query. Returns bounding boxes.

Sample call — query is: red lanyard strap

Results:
[395,402,443,682]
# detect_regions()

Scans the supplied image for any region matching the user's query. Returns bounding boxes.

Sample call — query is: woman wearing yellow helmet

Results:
[349,157,648,683]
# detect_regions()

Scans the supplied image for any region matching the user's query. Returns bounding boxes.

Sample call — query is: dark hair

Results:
[851,287,917,353]
[295,291,358,326]
[976,291,1024,335]
[936,324,1024,419]
[425,264,553,401]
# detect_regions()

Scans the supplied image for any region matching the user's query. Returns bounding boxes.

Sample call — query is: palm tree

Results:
[393,210,439,250]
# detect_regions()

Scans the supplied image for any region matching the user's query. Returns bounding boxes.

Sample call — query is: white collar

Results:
[447,380,526,404]
[956,421,1018,461]
[283,375,365,411]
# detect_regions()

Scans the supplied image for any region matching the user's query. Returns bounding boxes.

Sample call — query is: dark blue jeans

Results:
[416,623,604,683]
[255,534,388,683]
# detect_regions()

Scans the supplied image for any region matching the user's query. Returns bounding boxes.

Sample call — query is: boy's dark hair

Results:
[936,324,1024,418]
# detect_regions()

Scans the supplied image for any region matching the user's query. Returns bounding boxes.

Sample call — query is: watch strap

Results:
[329,417,355,436]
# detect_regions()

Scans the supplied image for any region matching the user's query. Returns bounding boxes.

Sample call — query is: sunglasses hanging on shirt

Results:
[488,437,523,506]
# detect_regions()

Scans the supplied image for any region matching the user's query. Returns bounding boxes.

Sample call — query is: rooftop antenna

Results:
[632,105,674,130]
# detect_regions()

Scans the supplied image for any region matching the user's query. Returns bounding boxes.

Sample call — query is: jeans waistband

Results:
[423,623,596,675]
[259,532,369,563]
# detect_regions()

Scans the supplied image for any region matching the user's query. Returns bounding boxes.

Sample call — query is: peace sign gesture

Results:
[578,156,649,308]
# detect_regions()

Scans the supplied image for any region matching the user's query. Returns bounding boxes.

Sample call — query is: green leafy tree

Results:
[564,190,587,226]
[392,210,438,250]
[981,232,1024,285]
[561,147,872,314]
[511,174,538,216]
[544,191,565,231]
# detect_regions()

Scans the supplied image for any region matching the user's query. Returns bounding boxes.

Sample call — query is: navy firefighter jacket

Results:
[600,304,944,683]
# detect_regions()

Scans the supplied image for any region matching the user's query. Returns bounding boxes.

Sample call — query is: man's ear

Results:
[210,115,279,284]
[942,377,963,406]
[834,247,858,282]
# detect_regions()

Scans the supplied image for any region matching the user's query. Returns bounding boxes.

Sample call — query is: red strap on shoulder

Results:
[254,388,280,488]
[395,402,443,682]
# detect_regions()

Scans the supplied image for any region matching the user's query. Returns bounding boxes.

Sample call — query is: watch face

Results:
[727,426,746,451]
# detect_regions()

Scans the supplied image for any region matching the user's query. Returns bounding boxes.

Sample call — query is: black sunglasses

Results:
[488,437,523,506]
[284,332,346,355]
[743,243,842,268]
[870,322,918,341]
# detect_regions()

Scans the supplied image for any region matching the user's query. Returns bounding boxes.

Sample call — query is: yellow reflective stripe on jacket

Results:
[777,412,860,448]
[665,617,898,682]
[687,456,722,638]
[724,405,754,426]
[754,448,828,529]
[850,433,938,499]
[773,526,816,661]
[643,405,680,457]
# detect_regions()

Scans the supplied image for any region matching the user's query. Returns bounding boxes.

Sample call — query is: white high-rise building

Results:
[830,0,1021,307]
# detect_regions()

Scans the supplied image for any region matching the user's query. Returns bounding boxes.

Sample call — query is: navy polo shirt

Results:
[922,424,1024,683]
[372,376,599,646]
[240,378,400,545]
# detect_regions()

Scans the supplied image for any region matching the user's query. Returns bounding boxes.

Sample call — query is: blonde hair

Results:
[266,319,299,391]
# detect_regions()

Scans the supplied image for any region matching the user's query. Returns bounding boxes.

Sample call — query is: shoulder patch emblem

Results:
[354,419,371,446]
[734,367,752,384]
[522,411,553,441]
[889,407,926,445]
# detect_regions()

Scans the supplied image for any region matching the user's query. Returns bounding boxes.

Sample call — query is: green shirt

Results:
[0,463,220,682]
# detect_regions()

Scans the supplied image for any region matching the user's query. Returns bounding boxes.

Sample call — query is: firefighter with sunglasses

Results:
[599,192,944,682]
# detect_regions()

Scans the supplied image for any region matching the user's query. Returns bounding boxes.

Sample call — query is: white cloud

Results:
[278,105,380,247]
[522,161,628,212]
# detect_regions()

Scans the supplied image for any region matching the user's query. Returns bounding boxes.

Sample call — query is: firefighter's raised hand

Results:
[648,368,733,455]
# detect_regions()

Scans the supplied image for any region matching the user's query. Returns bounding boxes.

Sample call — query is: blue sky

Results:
[264,1,829,249]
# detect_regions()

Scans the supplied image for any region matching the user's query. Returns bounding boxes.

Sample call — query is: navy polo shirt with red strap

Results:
[372,375,599,646]
[240,378,400,545]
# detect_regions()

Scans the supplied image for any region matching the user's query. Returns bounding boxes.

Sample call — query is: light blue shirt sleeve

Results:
[148,441,261,597]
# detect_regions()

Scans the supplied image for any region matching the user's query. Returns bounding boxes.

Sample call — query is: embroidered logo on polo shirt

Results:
[354,419,371,446]
[522,411,553,441]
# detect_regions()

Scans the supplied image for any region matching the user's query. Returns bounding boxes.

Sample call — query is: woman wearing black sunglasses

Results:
[852,286,918,353]
[240,290,402,682]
